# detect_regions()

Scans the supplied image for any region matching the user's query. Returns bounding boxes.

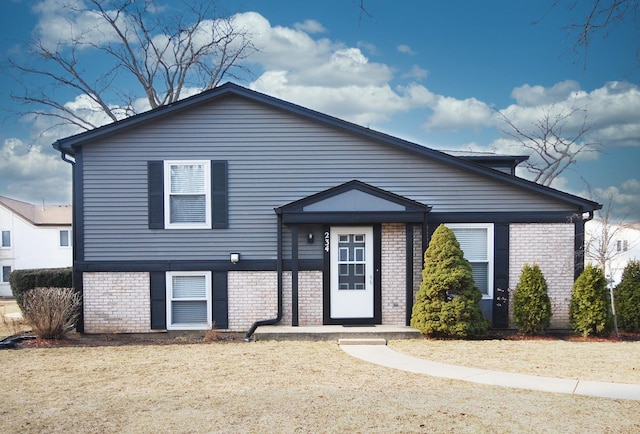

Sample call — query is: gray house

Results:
[52,83,600,335]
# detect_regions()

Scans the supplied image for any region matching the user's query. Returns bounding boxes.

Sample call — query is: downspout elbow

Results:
[583,210,594,222]
[244,213,284,342]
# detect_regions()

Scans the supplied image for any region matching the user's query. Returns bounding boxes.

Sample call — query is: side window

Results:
[148,160,228,230]
[164,161,211,229]
[166,271,212,330]
[1,266,11,283]
[446,224,494,299]
[1,230,10,247]
[60,230,71,247]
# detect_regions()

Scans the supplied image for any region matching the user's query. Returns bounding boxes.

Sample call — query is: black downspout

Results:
[575,210,595,279]
[60,152,83,332]
[244,212,283,341]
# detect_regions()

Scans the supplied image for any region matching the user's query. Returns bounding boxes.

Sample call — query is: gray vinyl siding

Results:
[81,95,579,261]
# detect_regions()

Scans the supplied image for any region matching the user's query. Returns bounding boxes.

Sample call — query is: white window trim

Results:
[166,271,212,330]
[1,230,10,248]
[1,265,11,283]
[446,223,494,299]
[59,229,71,248]
[163,160,211,229]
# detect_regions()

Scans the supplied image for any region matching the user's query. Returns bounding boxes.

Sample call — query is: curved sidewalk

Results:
[339,341,640,401]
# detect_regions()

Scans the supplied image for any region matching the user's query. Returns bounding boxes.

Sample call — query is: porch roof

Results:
[275,180,430,224]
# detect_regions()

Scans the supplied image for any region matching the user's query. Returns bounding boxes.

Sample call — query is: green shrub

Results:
[569,264,611,337]
[512,263,552,334]
[21,287,81,339]
[9,268,73,311]
[615,260,640,332]
[410,224,489,338]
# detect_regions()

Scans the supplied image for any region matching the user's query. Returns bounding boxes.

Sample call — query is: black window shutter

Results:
[148,161,164,229]
[150,271,167,330]
[212,272,229,329]
[211,160,228,229]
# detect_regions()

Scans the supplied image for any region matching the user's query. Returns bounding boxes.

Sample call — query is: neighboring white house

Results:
[0,196,72,297]
[585,219,640,286]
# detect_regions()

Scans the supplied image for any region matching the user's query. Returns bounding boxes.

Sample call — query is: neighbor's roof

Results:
[52,82,601,213]
[0,196,72,226]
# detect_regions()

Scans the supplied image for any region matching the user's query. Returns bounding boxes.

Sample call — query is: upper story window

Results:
[60,230,71,247]
[1,230,10,247]
[164,161,211,229]
[446,223,494,299]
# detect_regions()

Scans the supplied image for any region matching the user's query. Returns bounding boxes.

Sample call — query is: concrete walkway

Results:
[339,340,640,401]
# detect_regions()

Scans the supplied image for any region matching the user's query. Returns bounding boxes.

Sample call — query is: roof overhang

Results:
[276,180,430,225]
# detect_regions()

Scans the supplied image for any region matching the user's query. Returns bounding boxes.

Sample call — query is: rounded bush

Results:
[512,263,552,334]
[410,224,489,338]
[615,260,640,332]
[569,265,611,337]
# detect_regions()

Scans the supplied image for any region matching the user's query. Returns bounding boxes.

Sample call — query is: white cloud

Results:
[33,0,128,49]
[0,138,71,204]
[397,44,415,55]
[402,65,429,81]
[498,81,640,150]
[586,180,640,220]
[423,96,492,131]
[293,19,326,34]
[511,81,581,106]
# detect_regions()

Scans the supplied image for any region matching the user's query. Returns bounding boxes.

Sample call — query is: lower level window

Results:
[1,266,11,283]
[446,224,494,299]
[166,271,211,330]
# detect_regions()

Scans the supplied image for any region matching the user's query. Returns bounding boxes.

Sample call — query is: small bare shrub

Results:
[22,287,81,339]
[203,327,220,343]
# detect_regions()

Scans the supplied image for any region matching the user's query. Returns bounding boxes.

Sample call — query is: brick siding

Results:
[381,223,407,325]
[509,223,575,328]
[83,272,152,333]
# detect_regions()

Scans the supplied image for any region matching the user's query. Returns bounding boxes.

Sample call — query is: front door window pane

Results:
[337,234,366,290]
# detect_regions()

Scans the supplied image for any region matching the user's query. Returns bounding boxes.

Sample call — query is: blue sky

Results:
[1,0,639,219]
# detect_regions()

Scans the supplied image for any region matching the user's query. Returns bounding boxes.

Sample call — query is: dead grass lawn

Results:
[1,340,639,433]
[390,338,640,384]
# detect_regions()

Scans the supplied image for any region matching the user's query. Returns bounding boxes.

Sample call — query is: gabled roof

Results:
[0,196,72,226]
[276,180,430,224]
[52,82,600,213]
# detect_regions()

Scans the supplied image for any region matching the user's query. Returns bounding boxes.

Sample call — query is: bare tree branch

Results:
[540,0,640,69]
[8,0,256,133]
[496,106,601,186]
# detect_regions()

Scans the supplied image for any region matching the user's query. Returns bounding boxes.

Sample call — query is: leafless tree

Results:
[540,0,640,68]
[8,0,256,132]
[585,193,627,274]
[496,106,600,186]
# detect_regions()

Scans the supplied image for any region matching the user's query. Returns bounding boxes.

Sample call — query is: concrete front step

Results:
[338,338,387,346]
[252,325,421,342]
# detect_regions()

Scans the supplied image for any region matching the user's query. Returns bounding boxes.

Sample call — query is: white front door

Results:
[330,226,374,319]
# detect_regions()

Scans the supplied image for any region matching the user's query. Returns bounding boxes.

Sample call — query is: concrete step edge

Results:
[338,338,387,346]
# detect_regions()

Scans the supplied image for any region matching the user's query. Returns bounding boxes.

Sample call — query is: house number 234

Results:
[324,231,330,252]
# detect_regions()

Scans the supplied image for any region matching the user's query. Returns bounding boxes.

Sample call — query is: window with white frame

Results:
[59,230,71,247]
[166,271,211,330]
[164,161,211,229]
[1,230,10,247]
[1,266,11,283]
[446,224,494,298]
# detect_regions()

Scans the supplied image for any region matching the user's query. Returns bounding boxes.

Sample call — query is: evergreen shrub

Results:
[569,264,611,337]
[9,268,73,311]
[615,260,640,332]
[512,263,552,334]
[410,224,489,338]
